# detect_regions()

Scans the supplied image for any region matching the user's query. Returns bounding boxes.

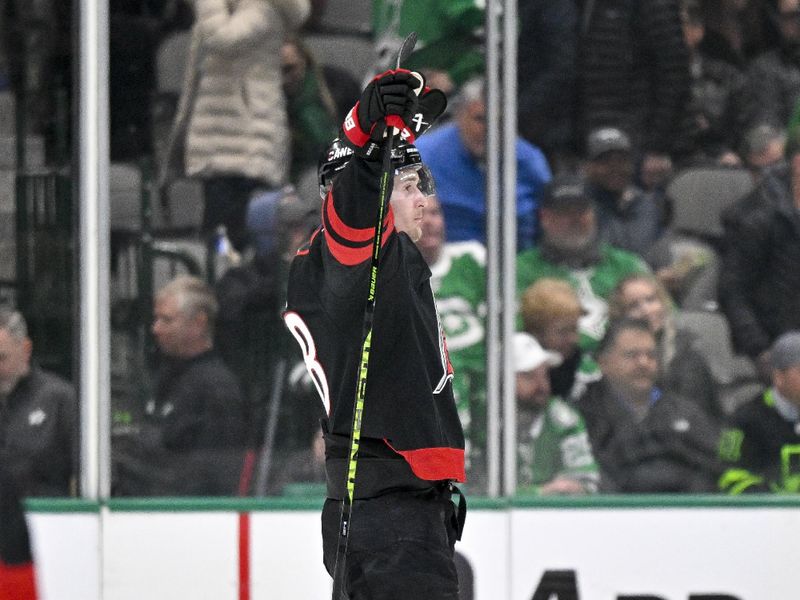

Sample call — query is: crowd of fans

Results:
[3,0,800,499]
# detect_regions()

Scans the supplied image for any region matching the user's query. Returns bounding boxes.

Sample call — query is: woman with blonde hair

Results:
[520,278,601,402]
[609,273,722,419]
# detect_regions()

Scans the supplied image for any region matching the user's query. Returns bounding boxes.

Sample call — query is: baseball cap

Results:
[540,174,592,210]
[770,331,800,370]
[586,127,632,160]
[513,332,563,373]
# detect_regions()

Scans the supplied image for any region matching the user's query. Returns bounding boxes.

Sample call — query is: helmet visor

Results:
[396,164,436,197]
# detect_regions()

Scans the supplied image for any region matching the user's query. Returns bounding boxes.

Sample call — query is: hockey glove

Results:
[342,69,422,159]
[400,86,448,142]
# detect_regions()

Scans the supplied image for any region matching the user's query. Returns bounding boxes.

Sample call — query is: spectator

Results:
[582,127,667,260]
[609,273,722,420]
[280,36,340,184]
[739,122,787,180]
[113,275,248,496]
[416,193,488,487]
[160,0,310,251]
[513,332,600,496]
[0,465,38,600]
[698,0,772,67]
[718,132,800,380]
[1,0,72,163]
[576,318,724,492]
[739,0,800,132]
[0,307,76,497]
[719,331,800,493]
[517,0,580,173]
[372,0,484,93]
[676,0,747,165]
[579,0,691,191]
[109,0,192,161]
[515,174,649,351]
[214,184,322,489]
[519,278,601,403]
[416,77,552,249]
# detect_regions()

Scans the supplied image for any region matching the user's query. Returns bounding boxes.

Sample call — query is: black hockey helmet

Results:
[391,140,436,197]
[318,138,436,199]
[318,138,354,199]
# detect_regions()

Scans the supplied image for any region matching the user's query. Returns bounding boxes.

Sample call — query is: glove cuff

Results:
[343,103,384,160]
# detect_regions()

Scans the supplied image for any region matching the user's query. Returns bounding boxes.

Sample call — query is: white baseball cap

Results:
[512,332,563,373]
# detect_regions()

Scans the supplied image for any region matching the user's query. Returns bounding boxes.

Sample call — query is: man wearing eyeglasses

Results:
[574,318,724,493]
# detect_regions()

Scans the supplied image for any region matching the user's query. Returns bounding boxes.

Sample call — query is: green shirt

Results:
[430,242,487,461]
[517,396,600,494]
[516,244,649,351]
[372,0,485,84]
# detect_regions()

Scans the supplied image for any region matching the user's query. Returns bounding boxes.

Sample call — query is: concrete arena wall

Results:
[27,496,800,600]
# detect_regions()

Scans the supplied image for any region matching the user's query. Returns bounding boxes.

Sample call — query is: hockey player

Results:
[0,466,38,600]
[284,70,465,598]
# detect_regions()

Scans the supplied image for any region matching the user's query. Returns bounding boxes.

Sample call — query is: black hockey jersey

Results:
[283,155,465,483]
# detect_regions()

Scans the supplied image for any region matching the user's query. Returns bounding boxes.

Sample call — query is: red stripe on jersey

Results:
[324,227,393,266]
[0,561,38,600]
[295,227,321,257]
[387,445,466,483]
[324,192,393,243]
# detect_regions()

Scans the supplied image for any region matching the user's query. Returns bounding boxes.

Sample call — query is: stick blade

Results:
[395,31,418,69]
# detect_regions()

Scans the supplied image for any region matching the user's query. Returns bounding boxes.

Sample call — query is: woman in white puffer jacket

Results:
[162,0,310,250]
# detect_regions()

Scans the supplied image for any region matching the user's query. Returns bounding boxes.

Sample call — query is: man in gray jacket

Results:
[0,307,76,497]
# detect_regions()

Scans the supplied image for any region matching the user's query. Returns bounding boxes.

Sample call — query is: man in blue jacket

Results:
[416,77,552,249]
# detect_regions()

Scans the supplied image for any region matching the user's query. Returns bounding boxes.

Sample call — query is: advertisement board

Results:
[27,500,800,600]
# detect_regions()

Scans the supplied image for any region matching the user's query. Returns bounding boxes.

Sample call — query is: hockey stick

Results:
[329,31,418,600]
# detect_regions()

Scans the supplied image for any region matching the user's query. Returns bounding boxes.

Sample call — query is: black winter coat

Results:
[738,48,800,132]
[576,379,723,492]
[0,367,76,497]
[720,389,800,493]
[517,0,579,159]
[113,351,248,496]
[659,327,721,421]
[718,165,800,358]
[579,0,690,155]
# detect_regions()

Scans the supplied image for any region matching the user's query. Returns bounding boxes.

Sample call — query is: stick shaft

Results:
[330,32,416,599]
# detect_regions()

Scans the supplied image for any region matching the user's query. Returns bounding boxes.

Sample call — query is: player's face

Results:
[620,279,667,334]
[0,328,31,396]
[391,169,427,242]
